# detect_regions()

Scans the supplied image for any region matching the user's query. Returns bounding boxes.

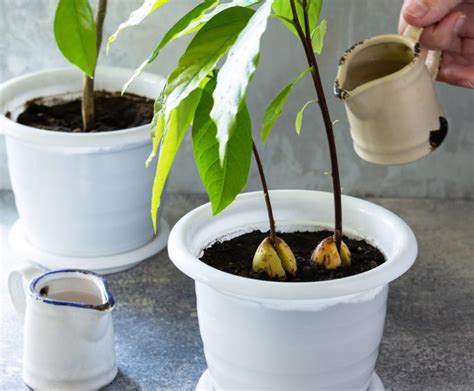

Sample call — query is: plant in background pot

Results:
[0,0,170,274]
[119,0,417,389]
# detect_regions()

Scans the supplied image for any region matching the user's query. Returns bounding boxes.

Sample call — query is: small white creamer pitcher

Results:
[335,25,448,165]
[8,266,117,390]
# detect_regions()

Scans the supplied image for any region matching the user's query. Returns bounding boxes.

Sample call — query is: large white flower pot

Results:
[168,190,417,390]
[0,68,169,273]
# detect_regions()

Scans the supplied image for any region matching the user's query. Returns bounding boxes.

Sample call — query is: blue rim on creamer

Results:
[28,269,115,311]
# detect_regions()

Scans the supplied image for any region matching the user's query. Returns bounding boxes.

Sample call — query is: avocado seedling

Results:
[115,0,362,280]
[54,0,108,131]
[286,0,352,269]
[17,0,159,134]
[252,142,297,280]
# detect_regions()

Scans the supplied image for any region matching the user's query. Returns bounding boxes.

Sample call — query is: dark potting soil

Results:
[200,230,386,282]
[16,91,153,132]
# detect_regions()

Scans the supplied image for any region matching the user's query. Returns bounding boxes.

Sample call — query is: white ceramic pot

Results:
[0,68,166,266]
[168,190,417,390]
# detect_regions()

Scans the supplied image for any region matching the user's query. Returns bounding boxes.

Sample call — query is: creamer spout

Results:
[334,79,349,100]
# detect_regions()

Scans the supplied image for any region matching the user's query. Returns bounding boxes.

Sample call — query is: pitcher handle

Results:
[8,264,45,321]
[403,25,442,80]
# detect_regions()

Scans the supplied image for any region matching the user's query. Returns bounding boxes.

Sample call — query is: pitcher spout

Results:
[335,34,421,120]
[335,35,417,97]
[334,79,350,100]
[334,74,381,121]
[334,40,367,101]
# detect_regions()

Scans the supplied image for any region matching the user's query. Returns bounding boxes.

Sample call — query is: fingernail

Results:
[454,14,466,34]
[406,2,428,19]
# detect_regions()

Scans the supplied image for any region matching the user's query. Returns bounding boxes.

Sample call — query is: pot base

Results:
[8,218,170,274]
[196,369,385,391]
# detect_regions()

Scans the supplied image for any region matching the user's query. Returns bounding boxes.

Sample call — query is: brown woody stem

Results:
[290,0,343,250]
[81,0,107,131]
[252,141,277,245]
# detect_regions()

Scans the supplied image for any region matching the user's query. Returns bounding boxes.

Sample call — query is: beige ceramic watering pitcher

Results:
[335,25,448,165]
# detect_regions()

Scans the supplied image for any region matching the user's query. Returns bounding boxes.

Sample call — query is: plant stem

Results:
[82,0,108,131]
[252,141,277,245]
[290,0,342,249]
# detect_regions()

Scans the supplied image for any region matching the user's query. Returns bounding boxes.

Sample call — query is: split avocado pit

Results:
[200,229,385,282]
[16,91,153,133]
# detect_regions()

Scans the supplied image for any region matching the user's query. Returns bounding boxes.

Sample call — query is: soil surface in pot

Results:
[16,91,153,132]
[200,230,385,282]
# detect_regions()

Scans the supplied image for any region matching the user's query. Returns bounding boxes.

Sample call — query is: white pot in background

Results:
[168,190,417,391]
[0,68,168,273]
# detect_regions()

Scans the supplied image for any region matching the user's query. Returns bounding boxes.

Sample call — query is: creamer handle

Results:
[425,49,443,81]
[8,264,45,321]
[403,25,442,80]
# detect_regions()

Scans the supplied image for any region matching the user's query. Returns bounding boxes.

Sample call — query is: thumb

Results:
[402,0,464,27]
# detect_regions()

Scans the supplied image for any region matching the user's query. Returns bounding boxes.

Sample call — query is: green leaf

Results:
[145,110,165,168]
[162,6,255,120]
[54,0,97,77]
[150,89,203,231]
[307,0,323,30]
[122,0,220,94]
[270,14,294,26]
[272,0,302,38]
[145,92,166,167]
[295,99,317,135]
[311,19,327,54]
[210,0,273,164]
[177,0,260,38]
[192,76,252,215]
[260,67,312,143]
[272,0,323,38]
[106,0,169,54]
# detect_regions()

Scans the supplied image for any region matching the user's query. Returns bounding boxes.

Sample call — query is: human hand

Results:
[399,0,474,88]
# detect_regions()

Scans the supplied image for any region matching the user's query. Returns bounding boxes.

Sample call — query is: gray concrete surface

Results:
[1,191,473,390]
[1,0,473,198]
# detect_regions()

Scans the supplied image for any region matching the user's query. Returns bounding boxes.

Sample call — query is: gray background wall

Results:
[1,0,473,198]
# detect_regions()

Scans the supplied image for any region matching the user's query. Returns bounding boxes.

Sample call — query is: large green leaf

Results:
[260,67,312,143]
[150,89,203,231]
[210,0,273,164]
[106,0,169,53]
[311,19,327,54]
[162,6,254,120]
[272,0,322,38]
[295,99,317,135]
[145,92,166,167]
[192,76,252,215]
[54,0,97,77]
[177,0,260,38]
[145,110,165,168]
[122,0,220,94]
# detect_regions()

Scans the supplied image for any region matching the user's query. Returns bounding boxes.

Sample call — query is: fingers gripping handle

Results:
[403,25,442,80]
[8,265,44,321]
[425,50,442,81]
[403,25,423,41]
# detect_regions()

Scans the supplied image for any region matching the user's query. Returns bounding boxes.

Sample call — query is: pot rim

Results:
[168,190,418,300]
[0,67,164,147]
